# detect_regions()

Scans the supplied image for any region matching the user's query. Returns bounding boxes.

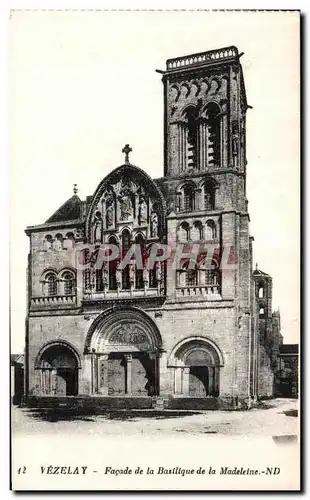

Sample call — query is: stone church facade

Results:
[24,46,282,409]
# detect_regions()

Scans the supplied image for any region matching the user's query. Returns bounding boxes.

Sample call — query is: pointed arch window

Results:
[135,234,145,290]
[108,236,118,291]
[121,229,131,290]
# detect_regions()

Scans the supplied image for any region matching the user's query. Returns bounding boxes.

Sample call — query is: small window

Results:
[135,234,145,290]
[122,230,131,290]
[63,272,75,295]
[205,269,219,285]
[46,273,57,296]
[108,236,118,291]
[191,221,203,241]
[186,269,197,286]
[258,287,264,298]
[259,307,265,318]
[206,220,216,240]
[177,222,189,242]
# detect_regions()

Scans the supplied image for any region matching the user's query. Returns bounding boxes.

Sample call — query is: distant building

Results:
[11,354,24,405]
[24,46,285,409]
[275,344,299,398]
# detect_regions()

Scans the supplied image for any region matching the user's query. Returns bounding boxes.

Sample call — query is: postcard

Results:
[10,9,300,491]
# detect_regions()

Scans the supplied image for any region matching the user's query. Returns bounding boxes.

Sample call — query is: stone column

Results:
[194,189,200,211]
[40,370,44,395]
[125,354,132,396]
[158,351,171,396]
[199,122,206,170]
[51,369,57,395]
[149,352,160,396]
[58,279,65,296]
[81,353,92,395]
[182,367,190,396]
[47,370,52,394]
[97,354,109,396]
[91,352,97,394]
[208,367,214,396]
[222,113,228,168]
[174,366,183,395]
[213,366,220,397]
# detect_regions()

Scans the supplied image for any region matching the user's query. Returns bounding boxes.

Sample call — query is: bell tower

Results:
[156,45,253,309]
[158,46,248,180]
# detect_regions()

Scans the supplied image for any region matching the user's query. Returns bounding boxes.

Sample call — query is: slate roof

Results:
[45,195,82,223]
[253,267,272,278]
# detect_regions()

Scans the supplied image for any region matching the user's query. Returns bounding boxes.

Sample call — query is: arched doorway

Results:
[85,307,162,397]
[168,337,224,398]
[36,342,80,396]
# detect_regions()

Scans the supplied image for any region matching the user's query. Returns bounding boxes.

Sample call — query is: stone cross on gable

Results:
[122,144,132,164]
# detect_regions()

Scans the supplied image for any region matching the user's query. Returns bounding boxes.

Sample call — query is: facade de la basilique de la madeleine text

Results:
[21,46,298,410]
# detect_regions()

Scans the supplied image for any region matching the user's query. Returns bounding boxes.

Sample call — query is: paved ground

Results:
[11,398,298,438]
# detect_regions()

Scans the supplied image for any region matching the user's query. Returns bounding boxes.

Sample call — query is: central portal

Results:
[107,353,155,396]
[86,307,162,397]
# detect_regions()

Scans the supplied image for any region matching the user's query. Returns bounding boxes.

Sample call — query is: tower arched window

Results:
[258,286,264,298]
[183,185,195,212]
[204,103,221,166]
[183,106,199,170]
[204,182,216,211]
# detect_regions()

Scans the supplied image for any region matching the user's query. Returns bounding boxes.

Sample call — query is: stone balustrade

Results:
[176,285,220,298]
[31,294,76,308]
[166,46,238,70]
[84,287,162,300]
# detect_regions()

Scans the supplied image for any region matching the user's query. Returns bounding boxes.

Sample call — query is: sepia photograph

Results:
[9,8,300,491]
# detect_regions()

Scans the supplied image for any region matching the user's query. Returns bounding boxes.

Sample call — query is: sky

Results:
[9,10,300,352]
